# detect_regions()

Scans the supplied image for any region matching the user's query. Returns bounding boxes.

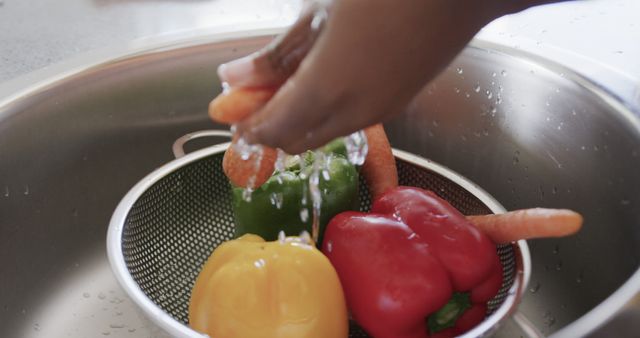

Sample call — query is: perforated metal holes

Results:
[121,153,516,336]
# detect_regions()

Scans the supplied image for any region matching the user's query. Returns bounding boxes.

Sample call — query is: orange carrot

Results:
[467,208,583,244]
[223,142,278,189]
[362,124,399,199]
[209,87,277,124]
[209,87,278,188]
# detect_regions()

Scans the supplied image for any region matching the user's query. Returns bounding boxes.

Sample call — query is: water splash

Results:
[269,193,284,209]
[344,130,368,166]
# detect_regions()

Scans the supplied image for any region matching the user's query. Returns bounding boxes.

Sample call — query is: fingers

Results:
[230,0,501,153]
[237,0,435,152]
[218,6,326,88]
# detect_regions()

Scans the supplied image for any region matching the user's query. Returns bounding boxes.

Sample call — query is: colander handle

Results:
[512,311,545,338]
[172,129,232,158]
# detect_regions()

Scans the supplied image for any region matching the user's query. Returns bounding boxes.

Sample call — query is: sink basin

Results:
[1,29,639,337]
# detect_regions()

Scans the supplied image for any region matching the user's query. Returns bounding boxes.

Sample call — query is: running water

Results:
[233,129,368,244]
[231,124,265,202]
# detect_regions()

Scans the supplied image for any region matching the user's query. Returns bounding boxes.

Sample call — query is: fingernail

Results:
[217,54,257,86]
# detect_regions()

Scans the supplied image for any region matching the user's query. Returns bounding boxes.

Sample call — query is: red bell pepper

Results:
[322,186,503,338]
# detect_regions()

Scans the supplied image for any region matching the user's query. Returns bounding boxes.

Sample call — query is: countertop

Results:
[0,0,639,105]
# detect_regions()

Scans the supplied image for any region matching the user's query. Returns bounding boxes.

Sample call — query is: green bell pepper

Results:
[231,140,359,244]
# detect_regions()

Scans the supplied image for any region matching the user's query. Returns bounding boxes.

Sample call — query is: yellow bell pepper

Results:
[188,234,348,338]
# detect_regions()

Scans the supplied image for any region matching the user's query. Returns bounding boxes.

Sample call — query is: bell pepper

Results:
[232,138,359,244]
[322,186,503,338]
[189,234,349,338]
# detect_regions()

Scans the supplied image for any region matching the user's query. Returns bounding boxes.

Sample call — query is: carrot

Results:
[209,87,278,188]
[223,142,278,189]
[467,208,583,244]
[362,124,399,199]
[209,87,277,124]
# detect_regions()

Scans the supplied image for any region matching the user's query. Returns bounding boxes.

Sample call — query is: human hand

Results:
[218,0,570,154]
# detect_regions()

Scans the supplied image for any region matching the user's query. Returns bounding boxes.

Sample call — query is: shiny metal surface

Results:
[0,30,639,337]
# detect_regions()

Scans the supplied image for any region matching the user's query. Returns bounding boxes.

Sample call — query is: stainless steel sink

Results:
[1,30,639,337]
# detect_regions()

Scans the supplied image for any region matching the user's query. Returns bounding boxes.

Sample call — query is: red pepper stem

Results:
[428,292,472,333]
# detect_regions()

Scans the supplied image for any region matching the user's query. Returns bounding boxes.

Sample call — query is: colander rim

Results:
[107,142,531,338]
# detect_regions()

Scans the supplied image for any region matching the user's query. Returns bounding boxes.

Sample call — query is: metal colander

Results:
[107,130,531,338]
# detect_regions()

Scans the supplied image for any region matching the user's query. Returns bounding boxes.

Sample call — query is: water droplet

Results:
[23,185,29,195]
[557,122,564,130]
[572,109,577,116]
[98,292,106,300]
[546,116,551,122]
[33,323,40,331]
[581,146,586,150]
[274,149,286,173]
[300,209,309,222]
[553,245,560,254]
[529,282,541,293]
[432,120,439,127]
[621,199,630,205]
[242,187,253,202]
[253,259,266,268]
[454,87,460,94]
[322,169,331,181]
[277,230,286,243]
[109,323,125,329]
[576,271,584,283]
[552,186,558,194]
[485,90,493,99]
[546,101,551,107]
[482,129,489,136]
[345,130,368,166]
[83,292,91,298]
[21,308,27,315]
[474,84,481,93]
[501,70,508,76]
[464,92,470,98]
[555,260,563,271]
[3,186,8,197]
[456,67,463,74]
[545,316,556,327]
[496,96,502,105]
[593,145,599,151]
[128,328,137,333]
[102,331,111,336]
[326,241,333,253]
